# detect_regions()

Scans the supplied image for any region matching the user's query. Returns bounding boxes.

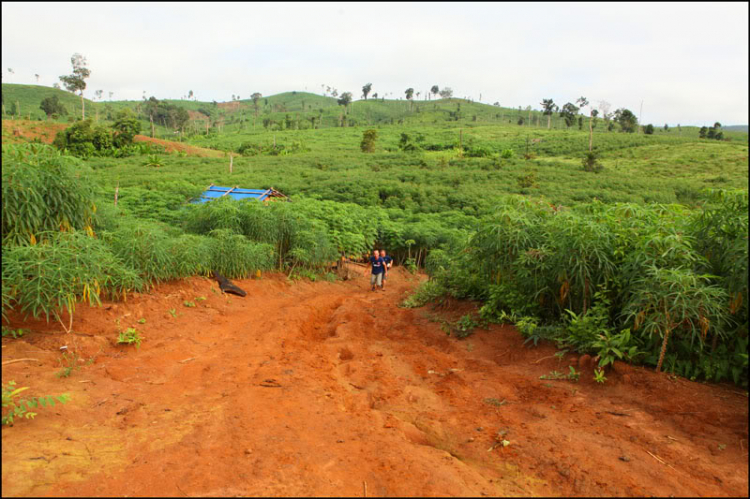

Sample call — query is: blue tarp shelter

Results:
[193,185,287,204]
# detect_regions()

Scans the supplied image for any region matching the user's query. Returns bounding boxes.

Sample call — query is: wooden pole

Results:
[114,181,119,206]
[229,154,233,174]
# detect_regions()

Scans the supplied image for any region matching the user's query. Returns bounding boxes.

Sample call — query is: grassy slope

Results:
[3,83,747,210]
[1,83,96,120]
[87,123,747,215]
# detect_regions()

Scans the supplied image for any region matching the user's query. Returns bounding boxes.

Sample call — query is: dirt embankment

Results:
[1,267,748,497]
[132,135,225,158]
[2,119,68,144]
[1,119,223,158]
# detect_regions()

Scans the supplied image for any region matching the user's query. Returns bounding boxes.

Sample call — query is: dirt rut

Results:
[2,266,748,497]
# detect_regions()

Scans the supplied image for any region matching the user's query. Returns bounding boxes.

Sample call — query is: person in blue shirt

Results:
[381,249,393,290]
[364,249,387,291]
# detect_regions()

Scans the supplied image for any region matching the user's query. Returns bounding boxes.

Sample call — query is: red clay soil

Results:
[2,120,68,144]
[1,266,748,497]
[1,120,221,158]
[132,135,225,158]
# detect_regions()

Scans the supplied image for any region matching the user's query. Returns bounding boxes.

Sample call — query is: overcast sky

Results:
[2,2,748,126]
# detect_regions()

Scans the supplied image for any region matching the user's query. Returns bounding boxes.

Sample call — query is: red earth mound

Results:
[2,119,68,144]
[132,135,225,157]
[1,266,747,496]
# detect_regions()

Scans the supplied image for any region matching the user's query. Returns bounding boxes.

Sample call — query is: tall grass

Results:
[2,144,95,246]
[420,191,748,386]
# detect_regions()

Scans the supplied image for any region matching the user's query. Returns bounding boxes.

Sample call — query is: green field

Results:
[2,83,748,387]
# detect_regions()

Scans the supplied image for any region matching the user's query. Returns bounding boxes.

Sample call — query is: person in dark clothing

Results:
[381,250,393,290]
[364,249,387,291]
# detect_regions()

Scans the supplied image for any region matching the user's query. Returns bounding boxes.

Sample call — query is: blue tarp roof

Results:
[193,185,285,204]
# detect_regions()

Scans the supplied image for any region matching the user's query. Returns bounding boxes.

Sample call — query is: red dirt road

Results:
[2,266,748,497]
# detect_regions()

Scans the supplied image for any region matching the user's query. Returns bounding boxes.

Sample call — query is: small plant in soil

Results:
[594,367,607,383]
[168,308,177,318]
[117,327,143,348]
[143,154,164,167]
[56,352,80,378]
[2,381,70,426]
[540,366,580,382]
[183,301,196,307]
[454,313,482,338]
[2,327,28,339]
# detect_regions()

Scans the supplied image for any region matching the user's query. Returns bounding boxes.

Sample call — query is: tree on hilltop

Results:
[362,83,372,100]
[438,87,453,99]
[613,108,638,133]
[431,85,439,100]
[559,102,579,129]
[40,95,67,119]
[59,53,91,120]
[337,92,353,118]
[540,99,557,129]
[576,96,598,151]
[405,88,414,110]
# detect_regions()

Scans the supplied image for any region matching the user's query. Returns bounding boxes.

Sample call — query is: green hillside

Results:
[4,83,748,145]
[1,83,97,120]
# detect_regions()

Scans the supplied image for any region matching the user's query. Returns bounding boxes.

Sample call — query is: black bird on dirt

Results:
[212,271,247,297]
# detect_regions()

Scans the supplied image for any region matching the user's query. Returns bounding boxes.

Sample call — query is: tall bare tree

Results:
[251,92,262,128]
[59,54,91,120]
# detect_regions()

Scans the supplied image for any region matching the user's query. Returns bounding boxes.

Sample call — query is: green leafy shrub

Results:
[117,327,143,348]
[582,151,603,173]
[591,328,642,368]
[360,129,378,153]
[401,280,446,308]
[52,119,114,158]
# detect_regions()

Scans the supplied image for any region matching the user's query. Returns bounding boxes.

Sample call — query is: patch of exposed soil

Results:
[2,266,748,497]
[132,135,225,157]
[2,120,68,144]
[1,120,222,158]
[187,110,209,121]
[217,101,244,112]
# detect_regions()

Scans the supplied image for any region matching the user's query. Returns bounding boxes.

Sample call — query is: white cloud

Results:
[2,2,747,125]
